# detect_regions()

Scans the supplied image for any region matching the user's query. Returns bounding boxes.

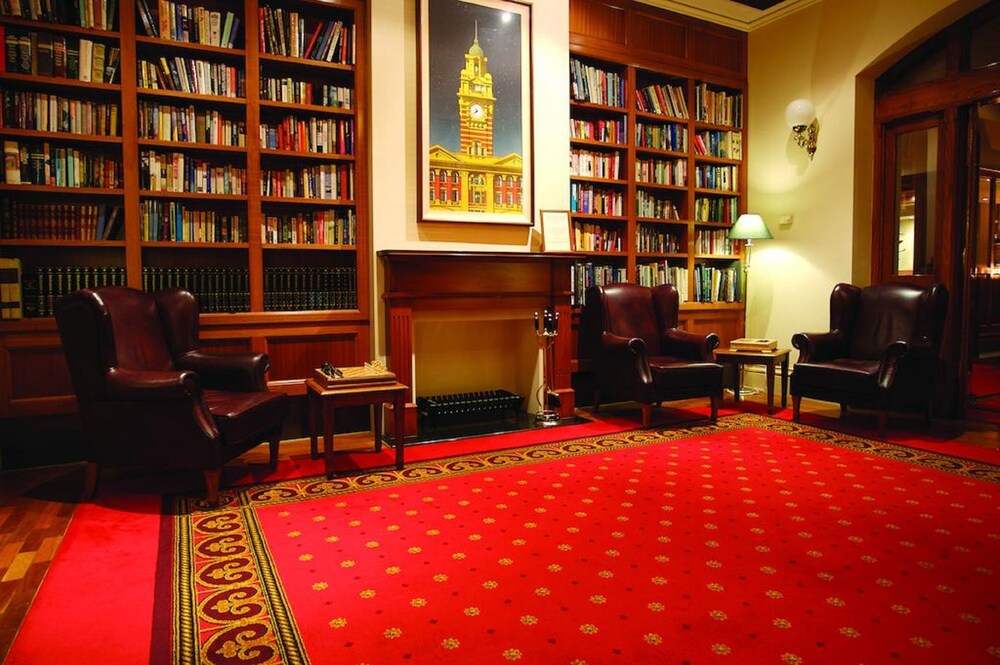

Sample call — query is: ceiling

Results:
[637,0,817,31]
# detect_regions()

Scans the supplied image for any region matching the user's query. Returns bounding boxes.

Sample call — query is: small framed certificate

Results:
[540,210,574,252]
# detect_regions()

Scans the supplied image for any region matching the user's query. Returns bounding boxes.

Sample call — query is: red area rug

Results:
[7,414,999,664]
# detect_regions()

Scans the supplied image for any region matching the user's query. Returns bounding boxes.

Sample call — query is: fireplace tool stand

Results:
[534,308,561,426]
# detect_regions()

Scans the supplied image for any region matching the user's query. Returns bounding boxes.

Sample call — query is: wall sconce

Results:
[785,98,818,159]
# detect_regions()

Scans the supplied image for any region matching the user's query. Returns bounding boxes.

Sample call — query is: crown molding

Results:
[636,0,820,32]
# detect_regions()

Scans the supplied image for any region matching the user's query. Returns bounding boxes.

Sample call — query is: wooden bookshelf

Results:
[569,0,747,355]
[0,0,370,418]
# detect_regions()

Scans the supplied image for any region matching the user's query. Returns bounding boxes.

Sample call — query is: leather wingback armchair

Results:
[791,281,948,436]
[582,283,723,425]
[54,286,287,504]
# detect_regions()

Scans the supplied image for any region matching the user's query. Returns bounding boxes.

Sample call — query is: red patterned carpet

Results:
[6,414,1000,664]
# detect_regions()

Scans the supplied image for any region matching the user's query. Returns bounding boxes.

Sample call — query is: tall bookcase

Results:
[0,0,370,418]
[569,0,747,357]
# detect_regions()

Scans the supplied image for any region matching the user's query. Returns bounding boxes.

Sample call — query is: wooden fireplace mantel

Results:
[378,250,578,422]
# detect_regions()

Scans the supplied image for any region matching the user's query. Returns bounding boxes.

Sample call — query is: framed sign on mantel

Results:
[418,0,533,226]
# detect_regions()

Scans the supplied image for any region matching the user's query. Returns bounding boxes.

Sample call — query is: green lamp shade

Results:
[729,214,773,240]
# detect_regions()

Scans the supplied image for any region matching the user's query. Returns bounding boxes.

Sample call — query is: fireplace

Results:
[378,250,578,433]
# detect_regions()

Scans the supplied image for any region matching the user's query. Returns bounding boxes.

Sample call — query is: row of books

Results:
[695,82,743,128]
[636,262,688,301]
[262,266,357,311]
[570,117,626,144]
[143,266,250,312]
[3,140,122,187]
[694,229,738,255]
[694,130,742,160]
[137,101,246,146]
[571,221,622,253]
[136,0,240,48]
[635,81,689,119]
[637,189,680,220]
[693,195,739,224]
[0,200,122,239]
[139,200,247,242]
[259,9,355,65]
[2,28,120,82]
[0,0,117,30]
[137,57,244,98]
[569,261,627,306]
[1,90,120,136]
[570,183,623,216]
[569,148,622,180]
[22,264,127,318]
[0,257,22,319]
[635,157,687,187]
[569,58,626,108]
[259,77,353,109]
[259,116,354,154]
[636,121,688,152]
[261,163,354,200]
[694,164,739,192]
[261,208,357,246]
[693,263,742,303]
[139,150,247,194]
[636,225,681,254]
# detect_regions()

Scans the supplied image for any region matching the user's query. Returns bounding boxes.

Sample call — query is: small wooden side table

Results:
[305,378,409,477]
[713,348,791,413]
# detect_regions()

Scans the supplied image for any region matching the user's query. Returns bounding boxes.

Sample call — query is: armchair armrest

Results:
[662,329,720,361]
[105,367,202,401]
[791,331,849,362]
[176,351,270,392]
[600,331,653,384]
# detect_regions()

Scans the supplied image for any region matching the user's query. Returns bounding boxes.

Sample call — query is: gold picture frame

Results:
[418,0,533,225]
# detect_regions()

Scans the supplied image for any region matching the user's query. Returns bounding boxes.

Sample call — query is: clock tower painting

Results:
[420,0,532,225]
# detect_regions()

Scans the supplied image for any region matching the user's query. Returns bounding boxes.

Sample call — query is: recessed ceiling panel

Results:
[731,0,785,8]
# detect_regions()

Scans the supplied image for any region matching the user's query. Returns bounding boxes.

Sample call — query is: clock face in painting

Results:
[469,103,484,120]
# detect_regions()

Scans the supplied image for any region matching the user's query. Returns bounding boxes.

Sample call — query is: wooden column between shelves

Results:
[378,251,579,435]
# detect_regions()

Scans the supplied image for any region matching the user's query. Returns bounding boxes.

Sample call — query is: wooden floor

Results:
[1,397,999,660]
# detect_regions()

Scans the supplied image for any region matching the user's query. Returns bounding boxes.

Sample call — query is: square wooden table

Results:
[305,378,409,477]
[713,347,791,413]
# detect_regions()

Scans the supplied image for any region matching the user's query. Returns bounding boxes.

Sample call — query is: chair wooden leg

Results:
[792,395,801,422]
[268,433,280,468]
[593,389,602,413]
[641,403,652,426]
[204,469,221,506]
[709,395,718,422]
[878,411,888,439]
[82,461,98,501]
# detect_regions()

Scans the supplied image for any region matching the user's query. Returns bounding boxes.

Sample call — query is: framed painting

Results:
[418,0,532,226]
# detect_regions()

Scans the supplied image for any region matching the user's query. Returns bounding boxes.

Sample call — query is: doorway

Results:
[871,1,1000,421]
[966,102,1000,423]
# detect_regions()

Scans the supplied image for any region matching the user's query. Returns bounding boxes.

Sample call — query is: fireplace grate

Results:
[417,390,523,425]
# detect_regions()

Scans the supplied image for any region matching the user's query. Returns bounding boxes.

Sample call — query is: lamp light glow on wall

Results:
[785,98,818,158]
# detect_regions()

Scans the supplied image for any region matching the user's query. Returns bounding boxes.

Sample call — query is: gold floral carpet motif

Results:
[172,413,1000,664]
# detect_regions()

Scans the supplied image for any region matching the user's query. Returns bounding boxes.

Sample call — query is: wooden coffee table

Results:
[713,347,791,413]
[305,378,409,477]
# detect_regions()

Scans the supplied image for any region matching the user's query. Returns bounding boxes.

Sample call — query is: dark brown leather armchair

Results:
[791,281,948,436]
[582,283,723,425]
[54,286,287,504]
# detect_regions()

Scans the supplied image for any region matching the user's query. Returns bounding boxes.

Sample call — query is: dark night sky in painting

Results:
[428,0,523,157]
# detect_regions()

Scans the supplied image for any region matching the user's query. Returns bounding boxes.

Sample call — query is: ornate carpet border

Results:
[169,412,999,665]
[179,413,1000,515]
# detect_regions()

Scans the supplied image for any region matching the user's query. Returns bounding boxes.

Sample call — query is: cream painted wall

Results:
[745,0,987,373]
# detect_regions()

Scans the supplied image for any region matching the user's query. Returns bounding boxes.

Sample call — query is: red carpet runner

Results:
[170,414,999,664]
